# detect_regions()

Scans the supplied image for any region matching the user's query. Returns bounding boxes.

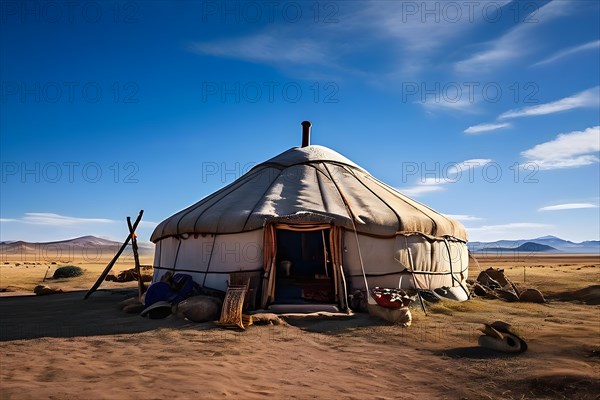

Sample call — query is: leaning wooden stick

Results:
[84,210,144,299]
[127,215,146,299]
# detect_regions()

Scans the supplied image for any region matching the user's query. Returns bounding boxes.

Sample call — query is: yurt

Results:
[150,122,469,311]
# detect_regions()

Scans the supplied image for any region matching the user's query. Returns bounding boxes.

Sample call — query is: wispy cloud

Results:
[1,213,159,243]
[5,213,116,226]
[533,39,600,66]
[465,87,599,134]
[443,214,483,221]
[521,126,600,170]
[400,158,492,196]
[499,87,599,119]
[538,203,599,211]
[447,159,493,175]
[139,220,159,228]
[464,122,511,134]
[189,33,332,67]
[455,0,571,73]
[416,177,444,186]
[468,222,552,232]
[526,155,599,170]
[188,2,511,84]
[466,221,556,241]
[454,33,522,73]
[358,1,513,53]
[400,185,445,197]
[420,96,478,113]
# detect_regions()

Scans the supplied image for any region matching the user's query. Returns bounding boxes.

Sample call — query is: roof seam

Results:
[322,163,354,224]
[364,175,442,237]
[170,166,268,236]
[347,167,404,230]
[240,168,286,230]
[313,164,329,215]
[191,166,273,233]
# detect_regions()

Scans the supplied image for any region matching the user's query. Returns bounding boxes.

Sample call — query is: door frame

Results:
[261,222,348,310]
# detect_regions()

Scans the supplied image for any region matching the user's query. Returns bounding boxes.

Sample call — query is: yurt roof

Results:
[150,144,467,242]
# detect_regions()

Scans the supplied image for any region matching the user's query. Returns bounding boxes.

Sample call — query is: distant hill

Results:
[0,235,154,261]
[469,236,600,254]
[482,241,560,253]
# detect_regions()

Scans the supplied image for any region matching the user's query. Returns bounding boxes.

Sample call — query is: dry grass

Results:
[425,297,491,316]
[0,254,154,293]
[470,254,599,294]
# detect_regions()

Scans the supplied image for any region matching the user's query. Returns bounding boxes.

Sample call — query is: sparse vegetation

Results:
[424,298,489,316]
[53,266,84,279]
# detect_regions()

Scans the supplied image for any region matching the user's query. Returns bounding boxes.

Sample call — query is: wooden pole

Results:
[127,216,146,299]
[84,210,144,299]
[407,248,427,316]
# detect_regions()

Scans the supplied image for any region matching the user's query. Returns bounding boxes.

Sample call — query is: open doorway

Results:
[273,228,335,304]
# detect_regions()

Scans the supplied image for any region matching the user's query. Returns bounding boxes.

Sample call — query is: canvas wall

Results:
[152,228,468,294]
[152,229,263,291]
[342,232,468,292]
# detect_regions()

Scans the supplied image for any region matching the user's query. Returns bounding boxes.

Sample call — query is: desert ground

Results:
[0,252,598,399]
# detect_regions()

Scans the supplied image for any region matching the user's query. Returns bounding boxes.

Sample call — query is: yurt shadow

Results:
[283,312,381,335]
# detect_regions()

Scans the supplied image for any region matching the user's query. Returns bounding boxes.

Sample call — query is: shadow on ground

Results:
[0,289,203,341]
[434,346,524,359]
[283,312,383,334]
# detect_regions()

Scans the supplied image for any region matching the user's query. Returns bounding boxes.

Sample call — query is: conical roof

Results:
[150,145,467,242]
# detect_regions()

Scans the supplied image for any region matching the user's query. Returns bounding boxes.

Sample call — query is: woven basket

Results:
[217,285,251,329]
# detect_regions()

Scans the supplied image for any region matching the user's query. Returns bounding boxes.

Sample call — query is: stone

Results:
[33,285,63,295]
[519,288,546,303]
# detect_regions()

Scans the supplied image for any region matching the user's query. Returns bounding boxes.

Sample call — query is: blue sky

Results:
[1,0,599,244]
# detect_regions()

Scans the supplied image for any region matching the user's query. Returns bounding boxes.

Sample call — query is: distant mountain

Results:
[50,235,121,246]
[469,236,600,254]
[482,242,560,253]
[516,242,560,252]
[0,235,154,260]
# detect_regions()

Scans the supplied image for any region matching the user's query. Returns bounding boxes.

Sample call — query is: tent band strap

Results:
[347,267,468,278]
[153,266,263,275]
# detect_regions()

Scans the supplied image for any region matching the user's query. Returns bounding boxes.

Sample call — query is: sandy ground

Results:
[0,254,599,399]
[0,253,155,295]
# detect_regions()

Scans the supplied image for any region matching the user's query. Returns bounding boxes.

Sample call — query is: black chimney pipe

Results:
[301,121,311,147]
